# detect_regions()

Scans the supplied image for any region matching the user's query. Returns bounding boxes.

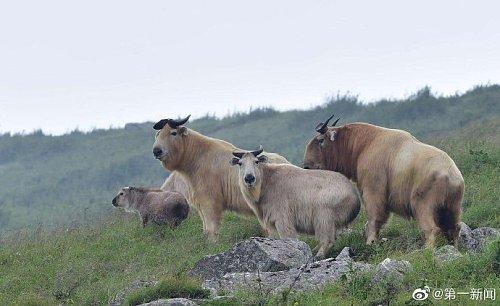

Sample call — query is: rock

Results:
[190,237,312,280]
[459,222,499,252]
[335,247,353,262]
[109,280,158,306]
[138,298,197,306]
[372,258,411,283]
[203,257,373,295]
[472,227,499,250]
[434,245,462,263]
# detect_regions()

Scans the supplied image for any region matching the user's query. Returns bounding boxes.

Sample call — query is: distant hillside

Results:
[0,85,499,230]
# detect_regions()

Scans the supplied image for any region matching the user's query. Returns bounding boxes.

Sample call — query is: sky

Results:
[1,0,499,135]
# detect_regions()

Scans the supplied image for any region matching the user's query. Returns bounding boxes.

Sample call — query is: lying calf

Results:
[231,147,360,258]
[112,187,189,228]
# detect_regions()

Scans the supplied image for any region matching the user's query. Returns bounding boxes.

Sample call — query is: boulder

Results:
[458,222,499,252]
[138,298,197,306]
[203,255,373,295]
[335,247,353,262]
[190,237,312,280]
[434,245,462,263]
[372,258,411,284]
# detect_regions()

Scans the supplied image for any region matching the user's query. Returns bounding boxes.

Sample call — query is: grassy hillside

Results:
[0,85,499,231]
[0,123,498,305]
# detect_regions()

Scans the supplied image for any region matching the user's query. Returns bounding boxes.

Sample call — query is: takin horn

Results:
[232,151,245,159]
[251,145,264,157]
[153,115,191,130]
[315,114,335,134]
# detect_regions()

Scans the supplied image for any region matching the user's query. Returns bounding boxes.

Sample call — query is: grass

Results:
[124,277,210,305]
[0,132,498,305]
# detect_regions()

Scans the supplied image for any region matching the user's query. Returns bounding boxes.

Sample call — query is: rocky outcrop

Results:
[201,243,410,295]
[458,222,499,252]
[189,237,312,280]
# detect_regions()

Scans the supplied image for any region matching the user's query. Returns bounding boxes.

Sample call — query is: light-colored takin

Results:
[161,171,190,198]
[152,115,289,241]
[112,187,189,228]
[303,115,464,247]
[230,147,361,258]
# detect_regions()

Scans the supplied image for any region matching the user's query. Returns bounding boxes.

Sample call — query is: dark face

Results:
[152,125,188,170]
[303,128,338,170]
[112,187,132,209]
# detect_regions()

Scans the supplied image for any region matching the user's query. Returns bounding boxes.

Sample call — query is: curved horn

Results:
[331,118,340,127]
[153,119,169,130]
[251,145,264,157]
[315,114,335,134]
[232,151,245,159]
[167,115,191,128]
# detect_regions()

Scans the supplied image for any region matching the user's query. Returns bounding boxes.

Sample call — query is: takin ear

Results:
[257,155,268,163]
[328,130,337,142]
[230,157,240,166]
[177,126,188,136]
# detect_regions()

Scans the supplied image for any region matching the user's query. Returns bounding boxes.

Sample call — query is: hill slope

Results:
[0,85,499,230]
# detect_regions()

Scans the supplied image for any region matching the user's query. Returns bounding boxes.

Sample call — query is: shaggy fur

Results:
[112,187,189,229]
[303,122,464,246]
[232,152,361,258]
[152,121,289,241]
[161,172,190,198]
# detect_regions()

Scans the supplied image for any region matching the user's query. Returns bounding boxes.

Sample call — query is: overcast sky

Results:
[1,0,499,135]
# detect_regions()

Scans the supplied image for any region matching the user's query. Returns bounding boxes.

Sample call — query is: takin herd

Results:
[112,114,464,258]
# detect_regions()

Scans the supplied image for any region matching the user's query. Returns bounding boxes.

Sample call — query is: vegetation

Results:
[0,85,498,305]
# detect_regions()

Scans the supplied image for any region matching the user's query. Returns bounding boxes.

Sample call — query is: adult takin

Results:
[112,187,189,229]
[303,115,464,247]
[231,147,361,258]
[152,115,289,241]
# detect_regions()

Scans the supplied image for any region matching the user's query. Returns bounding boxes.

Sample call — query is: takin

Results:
[112,187,189,229]
[303,115,464,247]
[231,146,361,259]
[152,115,289,241]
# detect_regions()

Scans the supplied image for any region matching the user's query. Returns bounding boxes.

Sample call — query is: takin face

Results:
[303,114,341,171]
[230,146,268,190]
[152,115,191,170]
[111,187,135,212]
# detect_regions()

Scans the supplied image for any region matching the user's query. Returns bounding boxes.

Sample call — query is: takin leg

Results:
[413,204,441,248]
[199,203,222,243]
[363,190,389,245]
[275,218,298,240]
[314,222,336,259]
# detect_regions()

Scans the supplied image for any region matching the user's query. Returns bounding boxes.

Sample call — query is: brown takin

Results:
[152,115,289,241]
[112,187,189,229]
[231,146,360,258]
[303,115,464,247]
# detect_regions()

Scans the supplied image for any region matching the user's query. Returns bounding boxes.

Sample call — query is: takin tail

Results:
[432,173,464,243]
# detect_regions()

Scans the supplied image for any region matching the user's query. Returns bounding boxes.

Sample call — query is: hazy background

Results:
[1,0,499,135]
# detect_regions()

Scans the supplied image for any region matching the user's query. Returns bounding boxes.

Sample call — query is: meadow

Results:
[0,86,499,305]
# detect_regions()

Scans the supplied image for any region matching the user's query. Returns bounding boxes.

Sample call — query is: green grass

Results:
[0,127,499,305]
[125,276,210,305]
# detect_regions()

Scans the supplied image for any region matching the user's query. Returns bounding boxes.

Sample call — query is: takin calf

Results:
[231,147,361,258]
[112,187,189,228]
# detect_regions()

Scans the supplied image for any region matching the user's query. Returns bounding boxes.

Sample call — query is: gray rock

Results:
[372,258,411,283]
[335,247,353,262]
[203,257,374,295]
[434,245,462,263]
[458,222,499,252]
[138,298,197,306]
[109,280,158,306]
[190,237,312,280]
